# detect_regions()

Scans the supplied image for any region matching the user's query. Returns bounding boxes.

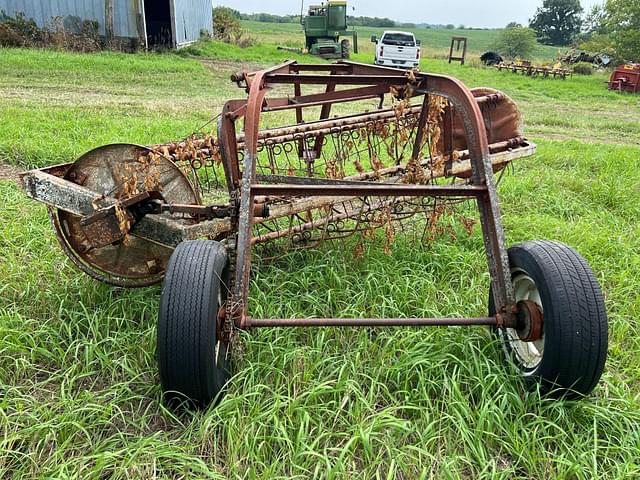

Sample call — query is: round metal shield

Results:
[52,143,199,287]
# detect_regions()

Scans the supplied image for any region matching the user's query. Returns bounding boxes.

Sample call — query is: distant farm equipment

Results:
[301,0,358,59]
[480,51,504,66]
[496,61,571,80]
[608,64,640,94]
[560,49,611,68]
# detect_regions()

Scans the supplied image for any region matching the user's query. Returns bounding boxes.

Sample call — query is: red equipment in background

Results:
[608,64,640,93]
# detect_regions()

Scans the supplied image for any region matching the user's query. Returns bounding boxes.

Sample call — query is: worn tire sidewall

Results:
[158,241,231,407]
[492,244,563,389]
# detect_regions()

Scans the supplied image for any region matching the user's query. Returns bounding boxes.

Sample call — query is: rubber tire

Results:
[157,240,231,408]
[490,240,608,398]
[341,39,351,59]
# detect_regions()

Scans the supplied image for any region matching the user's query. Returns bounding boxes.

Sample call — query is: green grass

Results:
[237,21,560,62]
[1,40,640,479]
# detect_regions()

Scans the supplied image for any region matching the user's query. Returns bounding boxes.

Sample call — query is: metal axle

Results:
[247,317,500,328]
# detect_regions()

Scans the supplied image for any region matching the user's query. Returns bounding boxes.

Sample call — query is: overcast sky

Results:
[214,0,601,28]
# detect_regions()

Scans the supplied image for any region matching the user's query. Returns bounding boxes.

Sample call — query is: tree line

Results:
[215,7,406,28]
[499,0,638,63]
[214,2,638,63]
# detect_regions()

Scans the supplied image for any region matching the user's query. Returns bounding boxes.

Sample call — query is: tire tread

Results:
[495,240,608,398]
[157,240,230,407]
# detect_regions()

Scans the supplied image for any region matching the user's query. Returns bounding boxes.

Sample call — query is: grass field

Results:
[235,21,561,62]
[1,28,640,479]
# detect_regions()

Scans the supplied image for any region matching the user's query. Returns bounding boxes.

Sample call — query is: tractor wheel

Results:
[489,240,608,398]
[306,37,315,51]
[341,39,351,59]
[157,240,232,408]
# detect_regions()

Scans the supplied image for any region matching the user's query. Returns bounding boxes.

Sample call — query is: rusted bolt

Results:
[146,259,159,274]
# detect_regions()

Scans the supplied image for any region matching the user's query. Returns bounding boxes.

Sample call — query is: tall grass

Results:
[0,43,639,478]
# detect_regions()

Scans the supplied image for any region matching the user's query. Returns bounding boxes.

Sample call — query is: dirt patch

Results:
[0,163,24,185]
[197,57,261,73]
[196,57,328,99]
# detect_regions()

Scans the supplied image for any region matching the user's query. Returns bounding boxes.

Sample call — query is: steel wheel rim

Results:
[505,268,545,371]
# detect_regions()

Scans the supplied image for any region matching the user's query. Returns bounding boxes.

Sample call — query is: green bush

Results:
[213,6,254,47]
[213,7,241,42]
[573,62,593,75]
[493,27,538,60]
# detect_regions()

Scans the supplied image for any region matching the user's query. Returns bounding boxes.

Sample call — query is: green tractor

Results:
[302,0,358,59]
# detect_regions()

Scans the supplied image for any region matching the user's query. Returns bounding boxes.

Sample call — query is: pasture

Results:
[235,21,560,61]
[1,24,639,479]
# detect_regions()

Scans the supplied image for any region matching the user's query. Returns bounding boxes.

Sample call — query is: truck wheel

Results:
[157,240,232,408]
[489,241,608,398]
[341,39,351,59]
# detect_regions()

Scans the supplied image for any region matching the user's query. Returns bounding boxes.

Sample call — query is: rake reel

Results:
[22,61,608,408]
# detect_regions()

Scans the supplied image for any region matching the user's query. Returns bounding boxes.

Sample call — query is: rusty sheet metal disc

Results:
[451,87,523,150]
[51,143,198,287]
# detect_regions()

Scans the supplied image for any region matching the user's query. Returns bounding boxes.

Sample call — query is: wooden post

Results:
[448,37,468,65]
[105,0,114,47]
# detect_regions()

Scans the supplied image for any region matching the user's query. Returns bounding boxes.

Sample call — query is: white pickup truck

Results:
[371,31,421,69]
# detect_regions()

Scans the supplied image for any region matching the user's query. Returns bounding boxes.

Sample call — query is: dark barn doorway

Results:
[143,0,173,46]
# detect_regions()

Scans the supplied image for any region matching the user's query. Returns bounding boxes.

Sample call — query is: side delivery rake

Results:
[21,61,608,408]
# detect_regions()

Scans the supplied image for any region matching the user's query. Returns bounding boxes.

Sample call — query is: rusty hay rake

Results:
[22,61,608,408]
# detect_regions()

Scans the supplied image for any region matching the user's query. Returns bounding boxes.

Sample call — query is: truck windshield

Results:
[381,33,415,46]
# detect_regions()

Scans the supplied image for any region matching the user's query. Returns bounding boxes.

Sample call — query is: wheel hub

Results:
[515,299,544,342]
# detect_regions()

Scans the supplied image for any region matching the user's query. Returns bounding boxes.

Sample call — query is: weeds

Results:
[0,12,104,52]
[573,62,594,75]
[213,7,256,48]
[0,41,639,478]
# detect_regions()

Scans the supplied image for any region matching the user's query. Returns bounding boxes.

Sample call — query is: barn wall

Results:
[112,0,140,38]
[0,0,140,39]
[171,0,212,47]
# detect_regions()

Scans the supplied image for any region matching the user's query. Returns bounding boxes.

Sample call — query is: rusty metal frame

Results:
[19,60,533,329]
[217,61,517,330]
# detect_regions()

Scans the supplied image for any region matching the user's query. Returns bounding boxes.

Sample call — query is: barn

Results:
[0,0,213,48]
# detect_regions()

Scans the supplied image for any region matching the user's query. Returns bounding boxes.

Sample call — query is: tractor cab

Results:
[302,0,357,59]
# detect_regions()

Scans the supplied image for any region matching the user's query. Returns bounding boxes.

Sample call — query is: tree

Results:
[505,22,522,29]
[493,27,537,60]
[603,0,640,61]
[583,4,606,34]
[213,6,241,43]
[213,6,240,20]
[529,0,583,45]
